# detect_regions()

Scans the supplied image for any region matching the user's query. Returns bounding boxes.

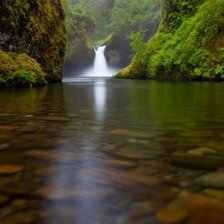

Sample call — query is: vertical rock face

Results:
[0,0,67,82]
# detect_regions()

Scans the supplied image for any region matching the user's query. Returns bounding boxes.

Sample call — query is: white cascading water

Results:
[84,46,116,77]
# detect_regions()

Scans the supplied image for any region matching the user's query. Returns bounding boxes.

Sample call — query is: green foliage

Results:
[128,30,147,53]
[109,0,159,35]
[117,0,224,81]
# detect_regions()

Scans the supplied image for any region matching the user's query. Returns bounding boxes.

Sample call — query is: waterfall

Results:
[83,46,116,77]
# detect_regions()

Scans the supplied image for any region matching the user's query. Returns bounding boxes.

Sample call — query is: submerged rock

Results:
[203,188,224,200]
[0,194,9,205]
[171,154,224,170]
[156,200,188,224]
[0,165,23,175]
[186,147,217,156]
[196,172,224,189]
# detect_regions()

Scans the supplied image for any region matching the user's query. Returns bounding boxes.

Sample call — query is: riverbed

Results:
[0,78,224,223]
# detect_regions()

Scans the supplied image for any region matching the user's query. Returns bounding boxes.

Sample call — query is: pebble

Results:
[11,199,28,207]
[203,188,224,200]
[187,147,216,156]
[110,129,155,138]
[135,167,159,175]
[171,154,224,170]
[0,165,23,175]
[1,212,37,224]
[156,199,188,224]
[0,143,10,151]
[116,151,147,160]
[105,159,136,168]
[0,194,9,205]
[196,172,224,189]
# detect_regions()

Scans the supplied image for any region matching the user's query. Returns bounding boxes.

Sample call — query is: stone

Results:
[196,172,224,188]
[1,212,37,224]
[206,141,224,150]
[186,193,224,224]
[35,187,111,200]
[0,143,10,151]
[116,151,147,160]
[11,199,28,207]
[171,154,224,170]
[110,129,155,138]
[130,201,157,218]
[0,194,9,205]
[102,144,116,151]
[105,159,136,168]
[181,130,215,138]
[156,199,188,224]
[23,150,78,163]
[0,165,23,175]
[203,188,224,200]
[135,167,159,175]
[154,188,180,201]
[42,116,70,122]
[34,167,58,176]
[187,147,216,156]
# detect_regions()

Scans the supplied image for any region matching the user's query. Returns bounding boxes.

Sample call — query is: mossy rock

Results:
[0,49,47,88]
[0,0,67,82]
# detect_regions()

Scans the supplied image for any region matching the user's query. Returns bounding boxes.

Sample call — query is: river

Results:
[0,78,224,223]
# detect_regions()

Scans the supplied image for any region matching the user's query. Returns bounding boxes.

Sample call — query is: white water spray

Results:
[83,46,116,77]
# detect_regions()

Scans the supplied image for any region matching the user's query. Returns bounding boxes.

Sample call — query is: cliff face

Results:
[62,3,95,75]
[0,0,67,82]
[116,0,224,80]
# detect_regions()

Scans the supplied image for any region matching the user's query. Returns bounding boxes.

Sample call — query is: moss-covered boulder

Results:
[0,50,47,88]
[0,0,67,82]
[116,0,224,80]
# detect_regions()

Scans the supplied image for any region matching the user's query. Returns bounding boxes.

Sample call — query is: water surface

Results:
[0,78,224,223]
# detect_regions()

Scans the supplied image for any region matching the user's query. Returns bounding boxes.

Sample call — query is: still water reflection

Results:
[0,78,224,223]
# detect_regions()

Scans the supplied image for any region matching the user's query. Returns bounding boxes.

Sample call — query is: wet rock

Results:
[116,151,147,160]
[0,143,10,151]
[23,150,78,163]
[181,130,215,138]
[77,168,161,187]
[42,116,70,122]
[0,125,18,131]
[187,147,216,156]
[110,129,155,139]
[0,194,9,205]
[206,141,224,150]
[185,193,224,224]
[34,167,58,176]
[130,201,158,218]
[156,198,188,224]
[154,188,180,202]
[203,188,224,200]
[196,172,224,189]
[0,165,23,175]
[105,159,136,168]
[1,212,37,224]
[11,199,28,207]
[171,154,224,170]
[102,144,117,151]
[35,187,111,200]
[135,167,159,175]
